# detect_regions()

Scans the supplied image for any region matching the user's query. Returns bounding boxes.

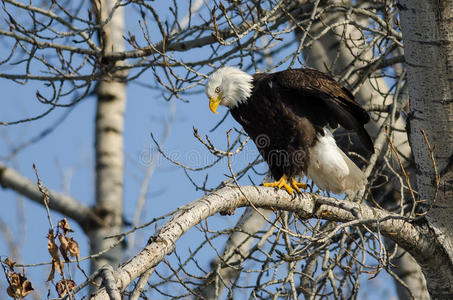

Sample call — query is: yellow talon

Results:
[290,178,307,193]
[263,175,293,194]
[263,175,307,195]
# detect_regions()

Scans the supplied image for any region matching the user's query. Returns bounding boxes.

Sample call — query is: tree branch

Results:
[0,163,99,230]
[89,185,435,299]
[99,265,121,300]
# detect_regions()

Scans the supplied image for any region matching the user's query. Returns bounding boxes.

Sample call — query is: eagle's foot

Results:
[290,178,307,193]
[264,175,307,195]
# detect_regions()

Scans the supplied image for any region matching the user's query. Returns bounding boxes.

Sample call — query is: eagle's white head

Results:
[205,66,253,113]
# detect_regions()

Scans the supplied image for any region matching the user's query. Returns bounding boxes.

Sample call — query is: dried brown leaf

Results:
[6,272,34,298]
[47,258,64,281]
[47,261,56,282]
[47,232,59,260]
[47,232,63,280]
[21,278,34,297]
[58,234,70,262]
[6,286,16,298]
[57,218,73,235]
[54,259,63,276]
[67,237,80,259]
[56,279,76,297]
[9,272,20,287]
[58,234,80,260]
[3,257,16,272]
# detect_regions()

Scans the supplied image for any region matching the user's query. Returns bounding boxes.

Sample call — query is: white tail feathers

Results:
[306,129,367,194]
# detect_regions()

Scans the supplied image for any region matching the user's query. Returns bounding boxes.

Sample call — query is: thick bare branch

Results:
[89,186,440,299]
[0,163,97,229]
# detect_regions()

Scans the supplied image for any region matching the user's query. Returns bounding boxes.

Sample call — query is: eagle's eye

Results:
[215,87,221,93]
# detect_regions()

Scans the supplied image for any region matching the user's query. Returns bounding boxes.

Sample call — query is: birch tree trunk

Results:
[399,0,453,297]
[90,0,126,274]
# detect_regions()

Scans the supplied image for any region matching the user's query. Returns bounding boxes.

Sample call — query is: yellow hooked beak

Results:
[209,95,222,114]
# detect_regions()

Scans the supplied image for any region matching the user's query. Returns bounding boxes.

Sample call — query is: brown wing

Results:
[271,68,374,153]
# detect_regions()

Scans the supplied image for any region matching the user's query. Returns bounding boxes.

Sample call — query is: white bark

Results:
[90,0,126,274]
[392,247,429,300]
[399,0,453,297]
[99,265,121,300]
[88,186,443,300]
[129,267,154,300]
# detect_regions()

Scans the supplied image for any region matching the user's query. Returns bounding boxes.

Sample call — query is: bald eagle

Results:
[205,66,373,194]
